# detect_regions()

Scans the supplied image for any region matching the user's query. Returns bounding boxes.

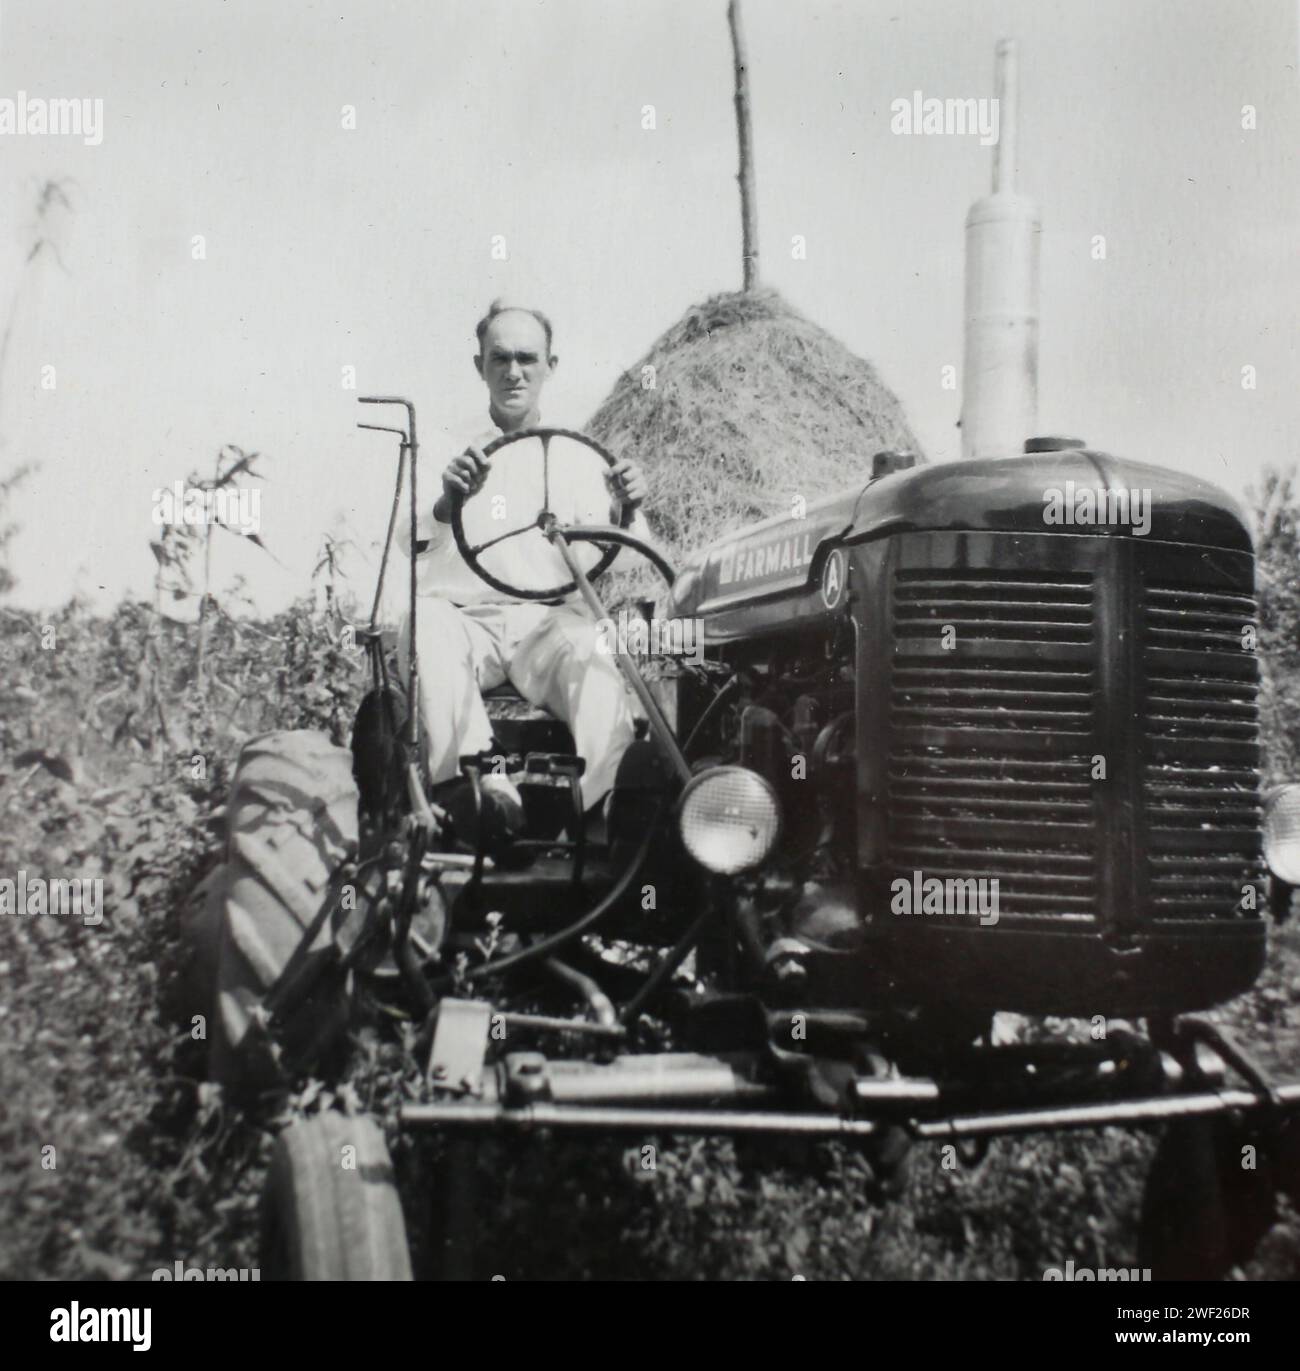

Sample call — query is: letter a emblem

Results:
[820,548,846,609]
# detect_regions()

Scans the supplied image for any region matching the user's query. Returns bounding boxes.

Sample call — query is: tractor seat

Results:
[482,682,575,755]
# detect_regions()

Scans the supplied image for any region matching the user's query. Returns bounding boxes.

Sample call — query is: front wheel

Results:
[1137,1119,1230,1280]
[1137,1116,1281,1280]
[262,1113,412,1280]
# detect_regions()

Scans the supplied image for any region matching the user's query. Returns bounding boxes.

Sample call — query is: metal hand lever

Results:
[356,397,422,770]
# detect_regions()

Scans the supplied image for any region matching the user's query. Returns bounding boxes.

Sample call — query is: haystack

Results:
[587,288,923,574]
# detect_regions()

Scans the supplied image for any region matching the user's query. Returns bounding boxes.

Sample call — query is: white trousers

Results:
[397,598,639,810]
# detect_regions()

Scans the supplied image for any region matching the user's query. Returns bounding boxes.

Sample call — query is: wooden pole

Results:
[728,0,759,290]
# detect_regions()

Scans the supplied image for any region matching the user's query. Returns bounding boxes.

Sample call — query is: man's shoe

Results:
[479,774,526,838]
[434,773,525,858]
[558,790,613,846]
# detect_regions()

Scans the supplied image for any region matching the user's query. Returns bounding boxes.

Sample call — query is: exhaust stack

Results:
[960,39,1041,460]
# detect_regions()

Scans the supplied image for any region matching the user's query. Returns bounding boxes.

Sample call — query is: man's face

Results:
[475,311,556,424]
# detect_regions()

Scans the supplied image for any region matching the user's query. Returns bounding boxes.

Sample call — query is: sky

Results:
[0,0,1296,619]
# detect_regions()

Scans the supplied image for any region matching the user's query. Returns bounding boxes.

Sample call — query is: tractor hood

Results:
[669,449,1253,619]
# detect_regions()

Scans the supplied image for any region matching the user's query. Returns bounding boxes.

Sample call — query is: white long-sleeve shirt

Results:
[399,419,653,607]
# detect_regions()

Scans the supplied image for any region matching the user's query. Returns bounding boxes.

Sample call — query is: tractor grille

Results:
[1142,582,1263,919]
[888,568,1099,918]
[883,539,1262,928]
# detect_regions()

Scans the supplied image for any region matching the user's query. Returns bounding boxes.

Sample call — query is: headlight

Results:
[1263,784,1300,884]
[677,766,781,874]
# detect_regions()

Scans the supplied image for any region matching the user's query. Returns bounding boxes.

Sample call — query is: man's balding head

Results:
[474,299,558,431]
[476,299,554,357]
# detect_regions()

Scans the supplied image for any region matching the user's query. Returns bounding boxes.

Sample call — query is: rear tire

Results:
[263,1113,412,1281]
[208,730,359,1094]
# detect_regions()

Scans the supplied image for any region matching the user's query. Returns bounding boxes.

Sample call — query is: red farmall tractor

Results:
[201,397,1300,1280]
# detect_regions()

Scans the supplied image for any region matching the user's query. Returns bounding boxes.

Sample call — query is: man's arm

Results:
[626,504,656,547]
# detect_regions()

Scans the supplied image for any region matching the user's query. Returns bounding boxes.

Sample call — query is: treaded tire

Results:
[208,730,359,1093]
[1139,1114,1292,1280]
[1138,1118,1231,1280]
[263,1113,412,1280]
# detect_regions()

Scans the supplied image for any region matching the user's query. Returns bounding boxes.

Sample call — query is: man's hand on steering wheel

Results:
[436,444,491,518]
[605,457,647,510]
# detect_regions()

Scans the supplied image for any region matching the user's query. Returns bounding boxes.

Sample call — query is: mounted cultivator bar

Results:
[403,1004,1300,1141]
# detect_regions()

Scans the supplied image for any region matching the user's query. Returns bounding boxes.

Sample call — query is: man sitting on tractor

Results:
[397,299,652,842]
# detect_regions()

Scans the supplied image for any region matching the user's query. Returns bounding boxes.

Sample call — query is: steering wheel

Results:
[449,427,639,602]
